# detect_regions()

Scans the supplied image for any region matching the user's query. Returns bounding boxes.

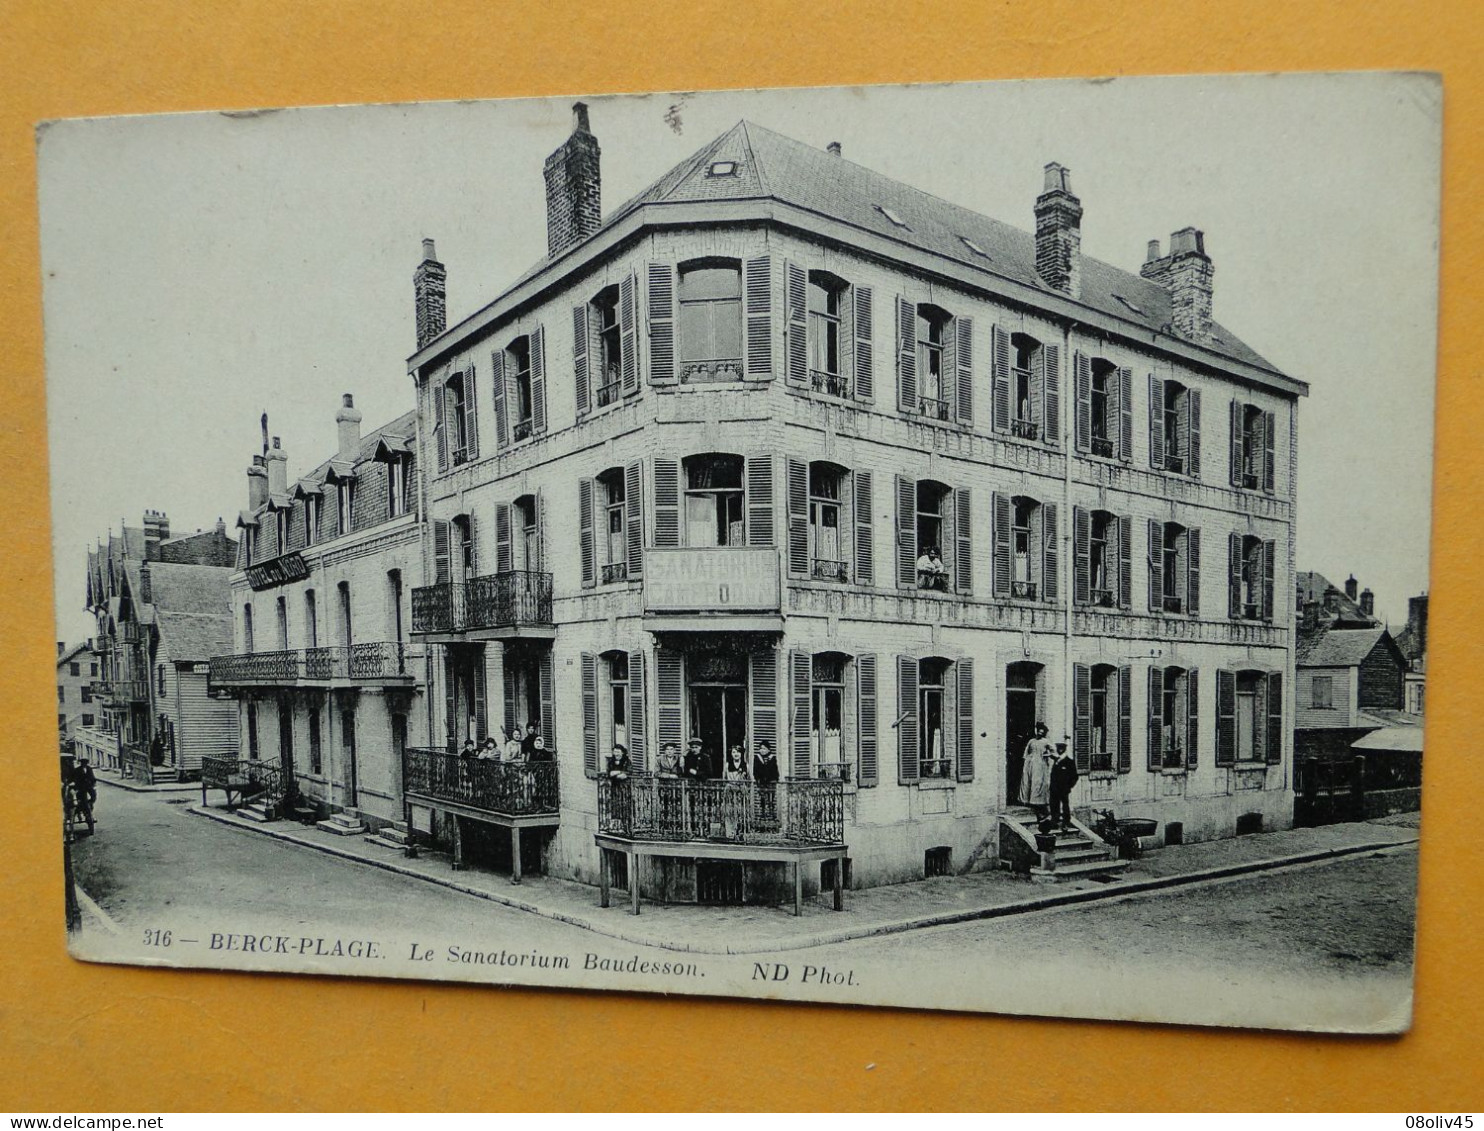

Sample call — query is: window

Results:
[275,508,289,554]
[58,685,65,704]
[1311,675,1334,710]
[915,481,949,590]
[513,495,541,572]
[876,204,909,229]
[304,590,318,649]
[1240,535,1264,620]
[90,663,97,676]
[592,286,622,406]
[80,684,92,703]
[683,454,745,547]
[1090,359,1117,457]
[1161,668,1189,768]
[1012,497,1038,600]
[918,658,951,778]
[1240,404,1263,489]
[308,707,322,775]
[1163,381,1186,472]
[598,468,627,583]
[707,160,738,177]
[81,713,94,727]
[604,651,629,752]
[305,495,320,545]
[1148,665,1196,772]
[1011,333,1042,440]
[1236,671,1262,761]
[157,664,166,695]
[812,653,849,780]
[243,605,255,652]
[1089,511,1117,607]
[446,371,471,459]
[276,596,288,650]
[809,463,847,582]
[1151,376,1200,476]
[388,455,412,517]
[337,481,355,536]
[1161,523,1186,613]
[808,272,848,396]
[69,662,80,677]
[959,235,988,258]
[247,702,259,760]
[916,304,950,420]
[452,514,475,580]
[244,525,258,564]
[678,260,743,383]
[508,337,534,440]
[337,581,352,649]
[1089,664,1118,772]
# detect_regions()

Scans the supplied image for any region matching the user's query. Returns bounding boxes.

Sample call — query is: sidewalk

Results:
[95,768,198,794]
[188,803,1419,955]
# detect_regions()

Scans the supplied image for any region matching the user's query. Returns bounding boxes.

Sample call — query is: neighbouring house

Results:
[1294,621,1415,760]
[55,640,101,748]
[1394,592,1428,715]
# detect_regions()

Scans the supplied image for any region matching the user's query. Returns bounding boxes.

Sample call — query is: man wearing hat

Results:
[682,736,710,780]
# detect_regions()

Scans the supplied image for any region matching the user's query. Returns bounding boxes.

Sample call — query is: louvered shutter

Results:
[746,455,775,547]
[1118,515,1132,609]
[647,263,676,385]
[895,475,915,588]
[1262,539,1276,621]
[656,648,683,752]
[1148,374,1165,469]
[955,658,975,782]
[1074,351,1092,453]
[854,470,874,586]
[495,504,512,575]
[1230,399,1245,486]
[853,286,874,402]
[537,650,554,750]
[466,510,479,574]
[1186,526,1201,616]
[619,272,638,395]
[625,461,644,578]
[653,457,680,548]
[443,655,458,747]
[954,316,974,425]
[1073,663,1091,773]
[745,256,772,380]
[1041,502,1058,602]
[573,304,590,415]
[1215,670,1236,766]
[897,656,919,784]
[1073,506,1091,605]
[491,349,509,449]
[857,654,878,786]
[1147,519,1163,612]
[1147,666,1163,771]
[1186,669,1200,770]
[1042,342,1061,447]
[1228,532,1243,618]
[433,382,448,472]
[472,652,488,744]
[749,649,777,758]
[627,650,647,770]
[1266,672,1283,765]
[578,478,595,588]
[528,326,547,436]
[991,324,1011,434]
[502,665,517,739]
[1117,666,1133,773]
[790,649,811,780]
[992,491,1011,598]
[433,519,451,585]
[896,296,917,413]
[1186,388,1201,479]
[785,261,807,386]
[1262,410,1276,492]
[464,366,481,460]
[954,487,972,595]
[786,458,808,578]
[581,653,598,775]
[1118,367,1134,461]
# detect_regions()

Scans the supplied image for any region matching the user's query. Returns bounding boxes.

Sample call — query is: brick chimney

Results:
[1406,594,1429,656]
[142,509,170,561]
[336,394,362,463]
[247,455,268,510]
[265,436,288,497]
[1141,227,1214,342]
[543,102,602,258]
[1034,163,1083,298]
[413,238,446,350]
[1360,588,1375,618]
[1345,575,1359,602]
[827,141,842,158]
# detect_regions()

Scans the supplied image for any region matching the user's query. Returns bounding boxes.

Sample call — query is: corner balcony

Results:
[642,547,782,633]
[410,570,554,641]
[92,677,147,705]
[207,643,420,693]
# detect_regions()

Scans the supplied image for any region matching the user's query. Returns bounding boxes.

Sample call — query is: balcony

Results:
[679,358,743,384]
[643,547,782,630]
[1012,581,1039,601]
[595,381,622,408]
[811,558,849,583]
[597,777,843,847]
[92,678,147,704]
[1091,435,1115,458]
[1010,418,1040,441]
[1090,588,1117,609]
[402,747,559,820]
[810,370,850,398]
[1163,595,1185,614]
[919,758,954,780]
[410,571,554,638]
[601,561,629,584]
[513,419,533,442]
[208,643,420,690]
[918,396,951,421]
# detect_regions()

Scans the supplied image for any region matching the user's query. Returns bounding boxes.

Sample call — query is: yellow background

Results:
[3,0,1480,1111]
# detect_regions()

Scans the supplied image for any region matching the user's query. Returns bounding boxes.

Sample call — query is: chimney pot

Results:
[1345,575,1359,601]
[827,141,842,157]
[413,240,447,349]
[336,393,363,462]
[265,436,288,497]
[421,237,437,262]
[1139,226,1214,341]
[247,455,269,510]
[1146,239,1161,263]
[572,102,590,133]
[1360,588,1375,617]
[1034,161,1083,298]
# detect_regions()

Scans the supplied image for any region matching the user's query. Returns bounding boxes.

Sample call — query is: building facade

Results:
[56,640,101,748]
[404,107,1306,896]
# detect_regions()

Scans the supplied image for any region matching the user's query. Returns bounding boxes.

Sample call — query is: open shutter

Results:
[992,491,1011,598]
[1074,351,1092,453]
[1041,502,1058,603]
[745,255,772,380]
[895,475,915,588]
[491,348,509,450]
[853,285,874,402]
[1042,342,1061,447]
[463,367,480,461]
[443,655,458,748]
[956,658,975,782]
[1186,388,1201,479]
[581,653,598,775]
[502,666,517,740]
[790,649,811,780]
[653,457,680,548]
[785,260,807,386]
[1118,515,1132,609]
[896,296,917,413]
[472,652,488,744]
[465,510,479,575]
[897,656,919,784]
[954,316,974,425]
[1147,519,1163,612]
[625,461,643,578]
[572,303,590,415]
[1148,374,1165,469]
[1073,663,1091,773]
[1073,506,1091,605]
[991,324,1011,434]
[1228,532,1243,618]
[1230,399,1244,486]
[746,454,775,547]
[627,650,646,770]
[1147,666,1163,771]
[854,470,874,585]
[578,478,595,588]
[1186,527,1201,616]
[1117,666,1132,773]
[1266,672,1283,765]
[1262,539,1276,621]
[1118,366,1134,461]
[537,650,554,750]
[432,380,449,472]
[749,649,777,759]
[1215,670,1236,766]
[656,648,683,752]
[495,504,512,574]
[529,326,547,436]
[619,271,638,395]
[954,487,972,595]
[857,655,878,787]
[647,263,676,386]
[1186,669,1200,770]
[433,519,451,585]
[786,457,808,578]
[1262,410,1277,492]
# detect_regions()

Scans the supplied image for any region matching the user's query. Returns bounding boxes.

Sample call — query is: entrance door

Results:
[341,709,358,808]
[1005,662,1042,803]
[689,685,746,778]
[278,700,296,806]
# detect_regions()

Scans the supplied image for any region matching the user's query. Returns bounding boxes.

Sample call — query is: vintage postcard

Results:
[42,74,1438,1032]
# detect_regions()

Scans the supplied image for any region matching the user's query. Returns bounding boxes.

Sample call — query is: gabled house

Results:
[1294,622,1414,759]
[56,640,101,747]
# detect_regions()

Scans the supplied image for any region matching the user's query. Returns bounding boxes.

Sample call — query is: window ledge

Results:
[914,778,956,790]
[1159,766,1189,777]
[1086,770,1121,781]
[1233,761,1272,770]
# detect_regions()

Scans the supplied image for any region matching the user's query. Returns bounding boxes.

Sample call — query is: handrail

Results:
[597,776,844,845]
[402,747,559,816]
[410,571,554,634]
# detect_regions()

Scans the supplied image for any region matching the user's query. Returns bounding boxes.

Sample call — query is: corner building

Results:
[407,106,1306,899]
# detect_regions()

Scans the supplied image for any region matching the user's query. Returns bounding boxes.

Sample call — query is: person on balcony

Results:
[683,737,709,780]
[605,743,632,780]
[723,744,748,781]
[520,722,539,759]
[752,739,780,824]
[529,734,553,762]
[916,546,949,591]
[460,738,477,758]
[655,743,682,778]
[477,737,499,761]
[500,726,522,763]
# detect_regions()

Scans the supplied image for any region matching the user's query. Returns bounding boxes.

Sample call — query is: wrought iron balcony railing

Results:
[210,643,419,687]
[402,747,559,817]
[815,761,853,783]
[1162,595,1185,614]
[810,370,850,398]
[597,776,844,846]
[916,570,950,592]
[1010,418,1039,441]
[1090,588,1117,608]
[918,396,951,421]
[1091,435,1115,458]
[1012,581,1039,600]
[513,419,534,442]
[601,561,629,584]
[918,758,954,780]
[679,359,743,384]
[595,381,622,408]
[811,558,849,583]
[411,571,554,635]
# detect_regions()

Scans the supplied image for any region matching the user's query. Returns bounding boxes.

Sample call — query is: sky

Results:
[38,74,1441,645]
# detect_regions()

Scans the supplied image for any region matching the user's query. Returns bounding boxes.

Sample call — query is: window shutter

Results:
[495,504,512,574]
[537,650,554,750]
[992,491,1011,598]
[896,296,916,414]
[749,649,777,758]
[857,654,878,786]
[895,475,915,588]
[578,478,595,588]
[746,454,775,548]
[1148,374,1165,469]
[653,457,680,548]
[1262,539,1276,621]
[528,326,547,436]
[1216,669,1236,766]
[955,658,975,782]
[647,263,676,386]
[1186,388,1201,479]
[460,367,478,461]
[1118,515,1132,609]
[954,486,972,595]
[1228,532,1243,618]
[656,648,683,751]
[1041,501,1058,603]
[786,457,808,578]
[433,383,448,472]
[991,324,1011,435]
[1073,663,1091,773]
[1186,668,1200,770]
[1230,399,1244,486]
[853,285,874,402]
[581,653,598,775]
[627,649,647,770]
[954,316,974,425]
[1266,672,1283,765]
[1042,342,1061,447]
[790,649,811,780]
[466,510,479,575]
[572,303,590,415]
[1147,665,1163,772]
[1074,351,1092,453]
[854,469,874,586]
[433,519,450,585]
[1117,666,1132,773]
[443,655,457,747]
[1118,366,1134,461]
[897,655,919,784]
[533,491,546,573]
[1073,506,1091,605]
[491,349,509,449]
[745,255,773,380]
[1147,519,1163,612]
[785,260,807,386]
[502,665,517,740]
[472,652,489,744]
[1186,526,1201,616]
[625,461,644,578]
[1262,410,1277,492]
[619,271,639,395]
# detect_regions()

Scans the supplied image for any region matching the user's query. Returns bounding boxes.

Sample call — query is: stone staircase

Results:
[999,807,1129,883]
[234,799,276,823]
[316,811,368,837]
[363,821,412,853]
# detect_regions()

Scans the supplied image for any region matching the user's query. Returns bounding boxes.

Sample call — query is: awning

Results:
[1351,726,1425,753]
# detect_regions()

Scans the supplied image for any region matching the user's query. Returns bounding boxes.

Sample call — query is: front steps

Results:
[316,812,368,837]
[364,821,411,853]
[1000,807,1129,883]
[235,800,274,823]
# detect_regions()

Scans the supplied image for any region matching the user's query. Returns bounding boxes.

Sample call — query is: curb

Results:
[186,805,1417,955]
[96,775,197,795]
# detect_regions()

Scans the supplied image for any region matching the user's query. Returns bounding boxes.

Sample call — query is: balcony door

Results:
[686,650,748,779]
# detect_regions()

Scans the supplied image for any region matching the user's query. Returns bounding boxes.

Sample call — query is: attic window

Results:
[875,205,910,229]
[707,161,738,178]
[1113,294,1145,316]
[959,236,990,258]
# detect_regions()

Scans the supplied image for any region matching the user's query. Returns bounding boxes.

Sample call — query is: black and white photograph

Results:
[42,74,1439,1033]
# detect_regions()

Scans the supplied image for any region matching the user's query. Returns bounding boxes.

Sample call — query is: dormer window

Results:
[707,160,738,178]
[337,481,355,536]
[304,495,319,546]
[388,455,412,517]
[275,509,289,555]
